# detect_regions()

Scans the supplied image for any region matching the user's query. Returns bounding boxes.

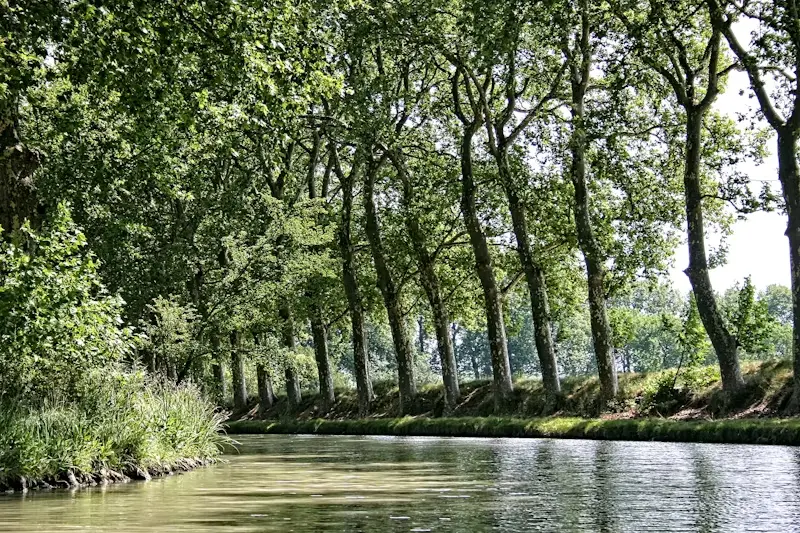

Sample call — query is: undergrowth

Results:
[0,369,227,490]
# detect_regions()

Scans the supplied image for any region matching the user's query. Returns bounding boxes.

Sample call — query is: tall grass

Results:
[0,369,227,490]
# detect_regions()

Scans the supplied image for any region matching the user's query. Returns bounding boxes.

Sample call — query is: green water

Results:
[1,434,799,532]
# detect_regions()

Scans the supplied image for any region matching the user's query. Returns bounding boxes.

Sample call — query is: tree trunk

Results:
[418,316,425,355]
[459,125,514,407]
[251,332,274,415]
[311,311,336,412]
[230,330,247,411]
[306,137,336,413]
[210,333,227,401]
[336,155,373,417]
[497,155,560,395]
[166,360,177,382]
[683,110,743,391]
[569,50,618,400]
[0,110,40,236]
[363,156,417,414]
[391,152,461,409]
[777,130,800,406]
[280,306,302,410]
[256,365,275,415]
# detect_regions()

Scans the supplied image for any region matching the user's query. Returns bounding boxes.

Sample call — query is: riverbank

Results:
[227,416,800,445]
[0,372,227,494]
[226,360,800,446]
[1,457,217,493]
[236,359,796,421]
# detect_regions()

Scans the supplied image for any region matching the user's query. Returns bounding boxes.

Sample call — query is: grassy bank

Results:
[227,416,800,446]
[239,359,796,421]
[0,372,227,493]
[226,360,800,445]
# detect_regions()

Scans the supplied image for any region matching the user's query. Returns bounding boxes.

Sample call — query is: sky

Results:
[667,65,790,294]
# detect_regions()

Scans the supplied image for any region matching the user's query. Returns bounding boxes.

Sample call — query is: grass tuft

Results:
[0,370,228,491]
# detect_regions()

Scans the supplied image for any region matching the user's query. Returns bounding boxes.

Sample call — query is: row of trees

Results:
[3,0,799,414]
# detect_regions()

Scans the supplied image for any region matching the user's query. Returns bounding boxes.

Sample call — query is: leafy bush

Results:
[0,205,134,399]
[141,295,199,378]
[639,366,720,415]
[0,207,225,488]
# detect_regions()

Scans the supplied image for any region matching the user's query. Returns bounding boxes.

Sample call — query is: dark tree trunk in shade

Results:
[389,152,461,409]
[568,18,618,400]
[251,332,274,415]
[363,156,417,414]
[230,330,247,411]
[418,316,425,355]
[334,152,373,416]
[210,333,227,400]
[166,361,177,382]
[311,312,336,412]
[471,352,481,381]
[682,110,743,391]
[256,365,275,414]
[459,124,514,407]
[280,306,302,410]
[306,142,336,412]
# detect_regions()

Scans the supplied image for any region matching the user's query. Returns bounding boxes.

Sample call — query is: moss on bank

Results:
[227,416,800,446]
[239,359,796,421]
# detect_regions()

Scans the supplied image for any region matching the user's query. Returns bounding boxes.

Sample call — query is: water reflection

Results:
[0,435,799,532]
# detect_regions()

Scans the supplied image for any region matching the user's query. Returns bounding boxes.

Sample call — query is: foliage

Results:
[0,205,134,399]
[142,295,199,378]
[3,0,797,423]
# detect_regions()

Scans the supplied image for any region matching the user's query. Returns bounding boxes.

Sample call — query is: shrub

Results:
[0,205,134,400]
[0,368,226,488]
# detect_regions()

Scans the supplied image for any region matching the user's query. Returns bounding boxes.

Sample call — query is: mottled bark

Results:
[710,1,800,401]
[0,111,40,235]
[334,152,373,416]
[390,152,461,408]
[311,312,336,412]
[568,10,618,400]
[497,156,560,395]
[280,306,302,410]
[363,156,417,414]
[776,129,800,406]
[459,124,514,406]
[230,330,247,411]
[683,110,743,391]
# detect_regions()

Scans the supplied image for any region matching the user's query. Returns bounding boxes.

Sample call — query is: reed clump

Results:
[0,369,227,492]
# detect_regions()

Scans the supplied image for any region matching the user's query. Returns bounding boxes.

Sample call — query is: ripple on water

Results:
[0,436,799,532]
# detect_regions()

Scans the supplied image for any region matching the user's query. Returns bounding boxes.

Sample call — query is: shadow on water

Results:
[591,440,618,533]
[1,435,800,532]
[691,446,722,533]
